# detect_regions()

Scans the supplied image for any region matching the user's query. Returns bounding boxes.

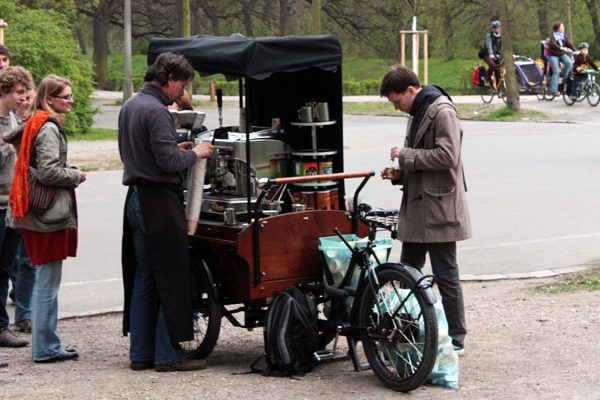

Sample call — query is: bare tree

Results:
[498,0,520,109]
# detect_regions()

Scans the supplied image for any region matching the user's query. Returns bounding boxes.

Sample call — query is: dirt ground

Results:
[1,277,599,400]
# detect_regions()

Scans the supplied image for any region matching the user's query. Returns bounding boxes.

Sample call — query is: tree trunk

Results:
[92,1,111,90]
[312,0,321,35]
[498,0,520,109]
[182,0,191,36]
[242,0,255,36]
[74,14,88,55]
[537,0,549,40]
[565,0,573,40]
[279,0,296,36]
[583,0,600,50]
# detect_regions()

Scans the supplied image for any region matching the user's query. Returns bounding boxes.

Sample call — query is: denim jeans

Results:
[0,209,21,330]
[12,240,36,322]
[31,259,67,361]
[401,242,467,348]
[126,190,184,365]
[548,53,572,93]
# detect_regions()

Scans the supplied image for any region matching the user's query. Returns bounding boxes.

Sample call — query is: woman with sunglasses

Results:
[6,75,86,363]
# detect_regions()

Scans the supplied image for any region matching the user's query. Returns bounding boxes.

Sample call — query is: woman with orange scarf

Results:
[6,75,86,363]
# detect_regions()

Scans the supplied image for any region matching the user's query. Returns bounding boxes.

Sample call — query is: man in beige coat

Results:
[380,65,471,355]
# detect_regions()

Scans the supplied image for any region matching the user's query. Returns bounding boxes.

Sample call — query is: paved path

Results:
[8,91,594,318]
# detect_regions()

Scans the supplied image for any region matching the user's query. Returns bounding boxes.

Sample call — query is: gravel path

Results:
[2,277,599,399]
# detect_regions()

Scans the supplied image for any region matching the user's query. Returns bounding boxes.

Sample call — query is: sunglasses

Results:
[53,94,74,100]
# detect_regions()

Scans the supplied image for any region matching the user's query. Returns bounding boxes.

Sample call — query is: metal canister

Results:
[318,159,333,175]
[224,208,237,225]
[330,188,339,210]
[302,191,316,209]
[316,189,331,210]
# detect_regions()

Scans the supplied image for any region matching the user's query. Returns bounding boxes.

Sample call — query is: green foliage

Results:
[536,266,600,293]
[69,127,117,141]
[1,1,96,136]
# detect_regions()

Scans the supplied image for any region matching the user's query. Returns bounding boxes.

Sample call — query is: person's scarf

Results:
[9,110,50,218]
[553,31,565,47]
[407,85,451,148]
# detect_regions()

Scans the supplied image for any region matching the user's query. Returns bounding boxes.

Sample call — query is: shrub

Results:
[1,2,96,135]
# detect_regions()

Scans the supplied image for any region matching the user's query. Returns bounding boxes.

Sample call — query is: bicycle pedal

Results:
[314,350,334,362]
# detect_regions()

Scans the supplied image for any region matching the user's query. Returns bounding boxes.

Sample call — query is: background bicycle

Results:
[563,69,600,106]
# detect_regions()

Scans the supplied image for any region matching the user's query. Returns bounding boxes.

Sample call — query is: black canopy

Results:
[147,34,342,80]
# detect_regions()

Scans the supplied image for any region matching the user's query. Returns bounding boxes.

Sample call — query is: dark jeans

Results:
[400,241,467,348]
[0,209,22,330]
[126,190,184,365]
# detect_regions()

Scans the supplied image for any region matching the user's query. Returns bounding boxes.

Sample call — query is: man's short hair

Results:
[0,66,34,94]
[379,65,421,97]
[144,52,194,86]
[0,44,10,59]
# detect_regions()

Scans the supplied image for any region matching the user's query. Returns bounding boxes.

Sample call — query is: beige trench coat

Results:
[395,96,472,243]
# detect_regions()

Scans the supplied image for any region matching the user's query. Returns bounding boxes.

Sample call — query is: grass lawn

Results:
[536,266,600,293]
[343,102,547,121]
[70,128,117,141]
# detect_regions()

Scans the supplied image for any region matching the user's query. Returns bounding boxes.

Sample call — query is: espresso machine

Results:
[196,128,289,219]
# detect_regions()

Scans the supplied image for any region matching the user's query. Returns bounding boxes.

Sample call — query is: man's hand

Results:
[178,141,193,150]
[380,167,401,181]
[79,171,87,184]
[192,142,214,159]
[390,146,401,160]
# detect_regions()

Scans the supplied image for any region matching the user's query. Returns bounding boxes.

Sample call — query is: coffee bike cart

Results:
[147,34,438,392]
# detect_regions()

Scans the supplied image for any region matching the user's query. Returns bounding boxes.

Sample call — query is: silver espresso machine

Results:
[195,128,289,218]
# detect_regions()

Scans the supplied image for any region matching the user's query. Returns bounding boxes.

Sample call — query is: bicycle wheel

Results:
[587,83,600,107]
[497,82,507,104]
[480,84,494,103]
[563,90,576,106]
[357,265,438,393]
[544,87,556,101]
[180,253,222,359]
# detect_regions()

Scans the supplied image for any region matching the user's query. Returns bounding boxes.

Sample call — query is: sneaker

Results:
[155,358,207,372]
[14,320,32,333]
[453,345,465,357]
[0,327,29,348]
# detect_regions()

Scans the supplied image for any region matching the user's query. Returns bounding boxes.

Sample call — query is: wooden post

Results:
[0,19,7,45]
[414,33,419,77]
[398,30,428,84]
[423,31,428,84]
[209,81,216,101]
[400,32,405,66]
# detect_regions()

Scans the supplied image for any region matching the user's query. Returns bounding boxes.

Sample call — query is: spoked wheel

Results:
[497,81,507,104]
[544,87,556,101]
[563,90,576,106]
[587,83,600,107]
[535,88,546,101]
[180,252,222,359]
[480,83,494,103]
[358,266,438,393]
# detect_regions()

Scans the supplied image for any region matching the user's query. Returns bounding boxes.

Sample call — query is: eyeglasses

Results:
[53,94,74,100]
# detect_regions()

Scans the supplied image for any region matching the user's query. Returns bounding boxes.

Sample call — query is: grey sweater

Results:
[118,82,196,186]
[0,112,18,209]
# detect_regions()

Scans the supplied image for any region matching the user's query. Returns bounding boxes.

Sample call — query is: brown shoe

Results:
[155,358,207,372]
[15,320,32,333]
[0,328,29,348]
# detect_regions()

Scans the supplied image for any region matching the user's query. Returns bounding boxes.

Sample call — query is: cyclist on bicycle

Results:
[547,21,576,97]
[481,20,503,86]
[568,42,599,98]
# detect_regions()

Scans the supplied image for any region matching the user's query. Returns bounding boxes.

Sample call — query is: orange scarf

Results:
[9,110,50,218]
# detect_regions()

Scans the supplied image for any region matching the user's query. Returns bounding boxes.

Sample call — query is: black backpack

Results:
[260,285,319,376]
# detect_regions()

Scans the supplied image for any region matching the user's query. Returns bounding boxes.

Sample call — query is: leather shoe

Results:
[155,358,207,372]
[15,320,32,333]
[0,328,29,347]
[130,360,154,371]
[34,350,79,363]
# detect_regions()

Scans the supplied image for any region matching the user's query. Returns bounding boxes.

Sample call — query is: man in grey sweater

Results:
[119,52,213,372]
